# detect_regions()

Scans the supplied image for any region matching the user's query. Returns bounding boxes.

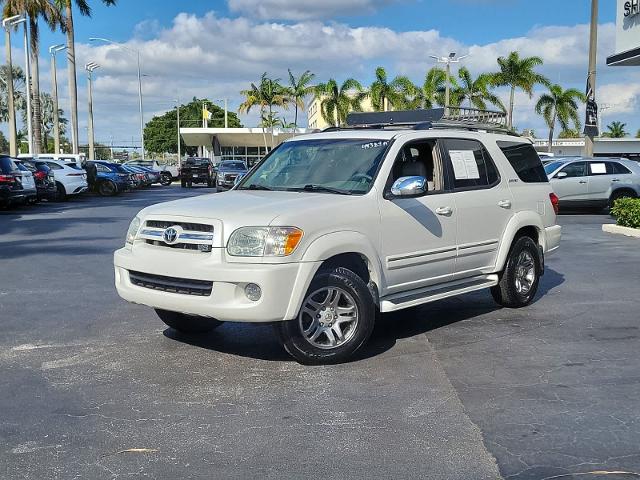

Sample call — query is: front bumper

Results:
[114,246,320,322]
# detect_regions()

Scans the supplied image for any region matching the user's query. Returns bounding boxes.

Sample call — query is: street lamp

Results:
[429,52,469,114]
[85,62,100,161]
[2,14,24,156]
[49,43,66,154]
[89,37,145,160]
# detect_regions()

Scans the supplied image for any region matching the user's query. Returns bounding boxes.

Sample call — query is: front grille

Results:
[129,270,212,296]
[146,220,213,233]
[145,239,205,251]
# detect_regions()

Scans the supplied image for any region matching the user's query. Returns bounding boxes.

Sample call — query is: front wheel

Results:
[155,309,224,334]
[275,267,375,365]
[491,236,541,308]
[160,173,172,186]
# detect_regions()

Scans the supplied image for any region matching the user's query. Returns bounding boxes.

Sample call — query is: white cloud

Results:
[227,0,399,21]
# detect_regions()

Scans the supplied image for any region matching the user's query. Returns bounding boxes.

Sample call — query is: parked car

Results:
[122,165,151,188]
[135,165,162,185]
[14,162,38,204]
[114,108,562,364]
[544,157,640,210]
[15,159,57,202]
[180,157,216,188]
[87,161,131,196]
[125,159,178,185]
[32,159,88,200]
[27,153,87,168]
[216,160,248,190]
[1,156,31,208]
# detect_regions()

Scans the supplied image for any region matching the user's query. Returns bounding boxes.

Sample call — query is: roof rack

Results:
[339,107,513,135]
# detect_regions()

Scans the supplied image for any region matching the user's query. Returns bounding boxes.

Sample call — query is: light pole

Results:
[85,62,99,161]
[174,98,181,167]
[2,14,24,157]
[430,52,469,114]
[89,37,145,160]
[20,13,34,155]
[584,0,599,157]
[49,44,66,154]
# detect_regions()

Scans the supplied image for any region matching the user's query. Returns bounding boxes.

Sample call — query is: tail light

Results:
[34,171,47,181]
[549,192,559,215]
[0,174,15,183]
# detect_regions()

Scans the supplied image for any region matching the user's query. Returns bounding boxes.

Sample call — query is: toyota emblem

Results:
[163,227,179,244]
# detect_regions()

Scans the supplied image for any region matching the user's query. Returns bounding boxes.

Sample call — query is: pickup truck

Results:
[180,157,216,188]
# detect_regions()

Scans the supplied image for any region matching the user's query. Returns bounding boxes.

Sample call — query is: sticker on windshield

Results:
[449,150,480,179]
[361,141,389,150]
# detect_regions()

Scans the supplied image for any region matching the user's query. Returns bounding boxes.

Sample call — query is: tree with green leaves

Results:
[314,78,366,127]
[450,67,504,111]
[2,0,63,153]
[239,73,288,147]
[636,129,640,139]
[285,69,315,129]
[490,51,550,128]
[535,84,585,152]
[40,91,67,152]
[54,0,117,154]
[602,121,628,138]
[419,67,448,109]
[369,66,417,111]
[0,131,9,153]
[144,98,242,156]
[0,64,25,122]
[558,128,581,139]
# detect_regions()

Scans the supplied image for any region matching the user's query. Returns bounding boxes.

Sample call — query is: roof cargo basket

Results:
[344,106,511,134]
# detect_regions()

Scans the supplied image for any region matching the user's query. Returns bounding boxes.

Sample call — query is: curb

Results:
[602,223,640,238]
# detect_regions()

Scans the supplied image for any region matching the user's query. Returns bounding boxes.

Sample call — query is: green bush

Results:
[610,197,640,229]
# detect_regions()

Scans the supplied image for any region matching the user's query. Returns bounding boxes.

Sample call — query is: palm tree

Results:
[490,51,550,128]
[239,73,287,147]
[0,65,25,122]
[2,0,63,154]
[286,69,315,130]
[314,78,366,127]
[558,128,581,139]
[450,67,504,111]
[535,84,585,152]
[40,91,67,152]
[420,67,448,109]
[54,0,117,154]
[602,121,628,138]
[369,66,417,111]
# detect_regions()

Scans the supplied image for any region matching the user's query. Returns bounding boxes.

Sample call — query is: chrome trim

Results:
[140,229,162,237]
[180,233,214,241]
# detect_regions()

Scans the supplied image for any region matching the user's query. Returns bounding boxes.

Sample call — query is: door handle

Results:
[497,199,512,209]
[612,178,620,182]
[435,206,453,216]
[578,180,587,184]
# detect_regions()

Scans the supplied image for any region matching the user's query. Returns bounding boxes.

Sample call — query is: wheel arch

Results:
[494,212,545,273]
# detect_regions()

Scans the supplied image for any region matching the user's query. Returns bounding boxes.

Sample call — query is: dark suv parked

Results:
[1,156,29,208]
[180,157,216,188]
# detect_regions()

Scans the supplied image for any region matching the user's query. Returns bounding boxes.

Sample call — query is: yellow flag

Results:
[202,107,212,120]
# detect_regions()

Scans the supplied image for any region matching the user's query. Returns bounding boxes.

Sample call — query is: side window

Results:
[389,140,444,193]
[497,141,548,183]
[95,163,110,173]
[559,162,587,178]
[441,138,499,189]
[611,162,632,175]
[588,162,608,176]
[46,162,63,170]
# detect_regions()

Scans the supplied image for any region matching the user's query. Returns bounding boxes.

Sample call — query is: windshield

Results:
[544,161,565,175]
[221,161,246,170]
[238,138,390,194]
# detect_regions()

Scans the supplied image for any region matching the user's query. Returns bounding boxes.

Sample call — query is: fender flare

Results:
[494,212,545,272]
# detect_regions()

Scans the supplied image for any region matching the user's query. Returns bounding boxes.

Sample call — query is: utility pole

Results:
[584,0,599,157]
[2,14,24,157]
[22,13,33,155]
[50,44,66,154]
[224,98,228,128]
[176,99,181,167]
[430,52,469,115]
[85,62,99,160]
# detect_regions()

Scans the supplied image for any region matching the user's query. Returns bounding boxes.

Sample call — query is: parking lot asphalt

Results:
[1,186,639,480]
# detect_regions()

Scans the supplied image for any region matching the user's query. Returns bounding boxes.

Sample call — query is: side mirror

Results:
[555,171,568,179]
[391,176,427,197]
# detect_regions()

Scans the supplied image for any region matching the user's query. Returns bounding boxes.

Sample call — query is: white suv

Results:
[114,108,561,364]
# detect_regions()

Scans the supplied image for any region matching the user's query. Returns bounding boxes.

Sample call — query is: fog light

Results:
[245,283,262,301]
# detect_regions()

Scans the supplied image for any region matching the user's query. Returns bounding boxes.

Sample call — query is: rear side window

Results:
[611,162,632,174]
[498,142,548,183]
[46,162,63,170]
[441,139,499,190]
[0,157,18,173]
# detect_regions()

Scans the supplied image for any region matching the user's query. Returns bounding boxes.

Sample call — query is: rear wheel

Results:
[275,267,375,365]
[160,173,172,186]
[98,180,117,197]
[491,236,541,308]
[55,182,67,201]
[155,309,223,334]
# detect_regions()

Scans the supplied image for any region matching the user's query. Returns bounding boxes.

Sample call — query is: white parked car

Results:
[544,157,640,210]
[114,108,562,364]
[32,159,88,200]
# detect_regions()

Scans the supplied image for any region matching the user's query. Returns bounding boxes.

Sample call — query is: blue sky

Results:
[2,0,638,147]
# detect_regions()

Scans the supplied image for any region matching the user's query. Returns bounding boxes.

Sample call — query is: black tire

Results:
[275,267,375,365]
[609,189,636,209]
[491,236,542,308]
[155,309,224,334]
[181,179,187,188]
[98,180,117,197]
[160,173,172,186]
[55,182,67,201]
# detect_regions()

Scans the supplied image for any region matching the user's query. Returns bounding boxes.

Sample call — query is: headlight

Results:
[126,216,141,245]
[227,227,303,257]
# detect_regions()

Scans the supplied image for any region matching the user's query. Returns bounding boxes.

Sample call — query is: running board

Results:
[380,275,499,312]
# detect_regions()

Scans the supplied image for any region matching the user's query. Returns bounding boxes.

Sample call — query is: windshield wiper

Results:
[288,184,352,195]
[241,183,272,191]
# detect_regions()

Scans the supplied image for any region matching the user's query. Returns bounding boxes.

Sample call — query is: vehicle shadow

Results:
[162,267,565,364]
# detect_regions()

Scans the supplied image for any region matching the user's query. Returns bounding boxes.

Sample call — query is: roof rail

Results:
[342,107,514,135]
